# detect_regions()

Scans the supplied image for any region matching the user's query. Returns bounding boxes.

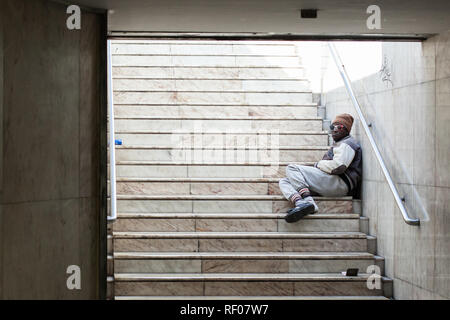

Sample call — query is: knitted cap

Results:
[332,113,354,133]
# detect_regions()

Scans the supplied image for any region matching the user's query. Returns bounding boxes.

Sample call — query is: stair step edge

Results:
[112,231,367,239]
[115,161,316,166]
[114,131,328,135]
[114,145,329,150]
[113,252,376,260]
[114,272,387,282]
[115,195,353,200]
[114,177,301,182]
[116,213,359,219]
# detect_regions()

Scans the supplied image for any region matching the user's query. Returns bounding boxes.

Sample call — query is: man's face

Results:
[330,122,348,141]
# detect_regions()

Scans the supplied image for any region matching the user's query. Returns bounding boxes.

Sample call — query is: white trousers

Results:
[279,164,349,200]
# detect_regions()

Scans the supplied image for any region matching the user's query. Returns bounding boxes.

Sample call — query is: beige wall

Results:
[322,33,450,299]
[0,0,106,299]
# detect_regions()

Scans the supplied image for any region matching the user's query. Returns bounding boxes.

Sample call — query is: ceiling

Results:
[69,0,450,39]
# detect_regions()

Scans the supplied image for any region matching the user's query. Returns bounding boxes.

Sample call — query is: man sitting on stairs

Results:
[279,113,362,223]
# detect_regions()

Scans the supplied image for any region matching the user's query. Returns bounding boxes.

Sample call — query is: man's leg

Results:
[279,164,318,222]
[278,177,300,201]
[291,165,349,197]
[279,164,349,222]
[284,164,319,212]
[279,164,312,205]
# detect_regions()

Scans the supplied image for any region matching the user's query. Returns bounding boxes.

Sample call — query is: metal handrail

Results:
[107,40,117,223]
[327,42,419,226]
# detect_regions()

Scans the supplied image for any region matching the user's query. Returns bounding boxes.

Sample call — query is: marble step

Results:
[113,177,322,196]
[113,92,313,105]
[112,55,302,68]
[112,42,298,56]
[114,145,328,162]
[114,118,322,132]
[112,212,361,233]
[116,212,358,218]
[115,196,354,214]
[114,115,319,120]
[113,66,306,80]
[114,181,277,196]
[113,132,328,147]
[113,177,305,194]
[113,105,319,119]
[114,79,310,92]
[115,194,351,200]
[113,252,384,274]
[115,177,314,182]
[115,295,390,300]
[112,162,313,178]
[112,180,285,196]
[113,231,368,253]
[113,273,391,297]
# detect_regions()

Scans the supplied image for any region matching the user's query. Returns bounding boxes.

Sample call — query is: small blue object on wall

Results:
[115,139,123,145]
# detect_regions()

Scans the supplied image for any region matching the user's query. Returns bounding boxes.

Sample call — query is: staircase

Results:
[107,40,392,299]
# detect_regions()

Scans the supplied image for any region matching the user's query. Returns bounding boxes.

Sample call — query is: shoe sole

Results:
[284,203,315,223]
[287,204,317,215]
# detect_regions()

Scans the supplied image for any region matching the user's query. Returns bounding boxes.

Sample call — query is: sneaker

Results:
[286,196,319,214]
[303,196,319,213]
[284,202,315,223]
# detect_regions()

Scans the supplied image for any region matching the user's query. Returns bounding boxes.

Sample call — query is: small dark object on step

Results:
[344,268,359,276]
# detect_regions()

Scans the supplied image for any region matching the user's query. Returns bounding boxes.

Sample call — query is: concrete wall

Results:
[0,5,4,300]
[322,32,450,299]
[72,0,450,37]
[0,0,106,299]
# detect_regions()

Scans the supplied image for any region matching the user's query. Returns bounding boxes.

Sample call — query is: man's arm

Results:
[315,142,356,175]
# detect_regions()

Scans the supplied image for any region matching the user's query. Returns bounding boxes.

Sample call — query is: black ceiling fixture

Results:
[300,9,318,19]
